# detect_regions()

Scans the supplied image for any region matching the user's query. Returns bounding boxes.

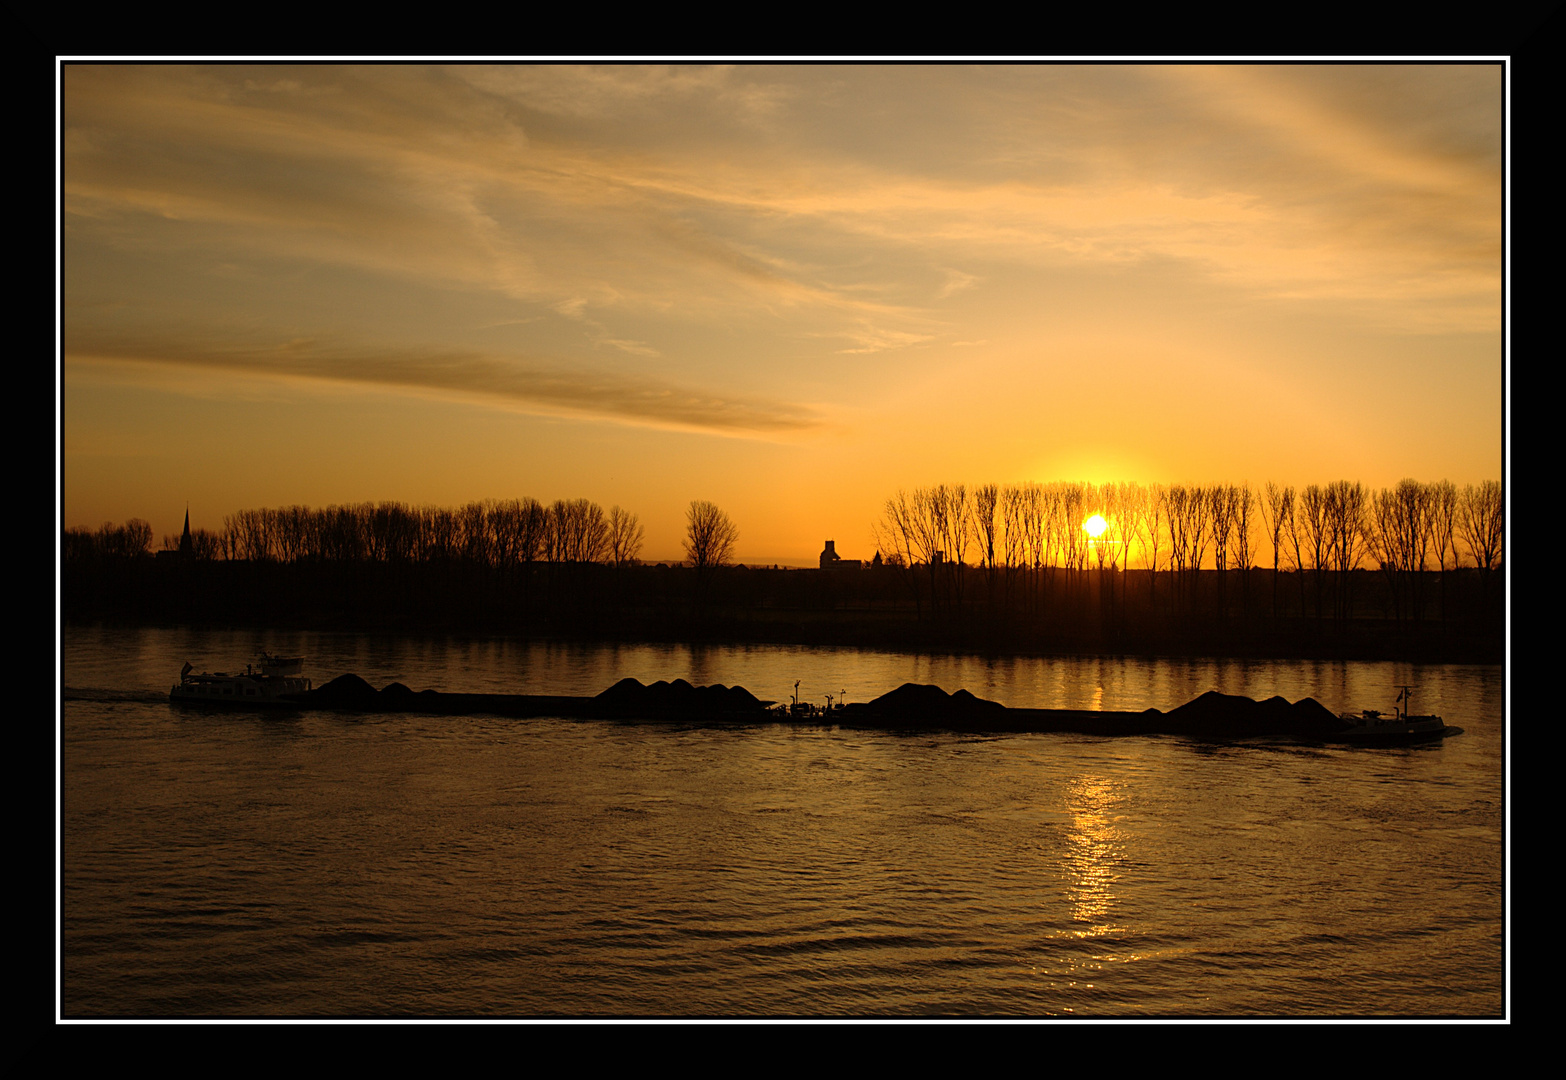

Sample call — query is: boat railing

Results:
[258,653,305,677]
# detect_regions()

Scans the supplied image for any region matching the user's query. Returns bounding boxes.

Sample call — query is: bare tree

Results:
[111,519,153,557]
[1459,480,1503,612]
[64,526,97,562]
[1459,480,1503,573]
[1102,483,1139,622]
[1324,480,1369,623]
[1025,480,1065,613]
[974,483,999,570]
[1394,479,1432,621]
[685,500,738,573]
[1115,482,1140,577]
[1165,485,1211,613]
[1187,487,1214,602]
[1262,482,1294,619]
[935,484,973,613]
[1060,482,1088,574]
[939,484,973,568]
[488,499,524,568]
[872,490,927,619]
[905,485,945,610]
[909,487,954,614]
[515,498,548,564]
[1366,485,1405,621]
[545,501,570,563]
[1408,480,1433,597]
[459,501,492,565]
[968,482,997,613]
[217,519,239,561]
[607,506,645,567]
[392,502,422,562]
[1165,485,1192,601]
[1000,485,1026,570]
[1210,485,1235,617]
[1092,483,1115,573]
[421,506,457,563]
[1138,482,1166,610]
[1298,485,1329,621]
[902,488,944,568]
[999,484,1027,616]
[1428,480,1458,621]
[189,528,221,560]
[550,499,609,563]
[224,509,273,561]
[1233,483,1256,620]
[277,505,309,563]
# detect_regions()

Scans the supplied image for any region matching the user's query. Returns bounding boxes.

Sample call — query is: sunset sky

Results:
[60,63,1505,564]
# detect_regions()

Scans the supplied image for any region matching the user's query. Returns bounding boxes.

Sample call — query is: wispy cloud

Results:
[66,331,823,436]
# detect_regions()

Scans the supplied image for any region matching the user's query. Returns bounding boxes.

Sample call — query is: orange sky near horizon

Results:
[60,63,1505,564]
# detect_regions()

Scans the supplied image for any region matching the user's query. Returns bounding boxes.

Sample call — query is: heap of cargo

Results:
[293,675,1418,739]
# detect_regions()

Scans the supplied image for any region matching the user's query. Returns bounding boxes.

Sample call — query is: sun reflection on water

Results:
[1063,774,1126,937]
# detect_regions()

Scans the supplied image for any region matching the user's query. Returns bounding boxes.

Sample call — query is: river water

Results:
[59,625,1507,1018]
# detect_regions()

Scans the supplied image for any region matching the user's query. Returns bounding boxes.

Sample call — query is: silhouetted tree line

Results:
[66,499,646,568]
[62,482,1501,661]
[63,499,652,636]
[63,518,156,561]
[868,478,1502,658]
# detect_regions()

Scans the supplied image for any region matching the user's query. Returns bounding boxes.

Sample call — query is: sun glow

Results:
[1083,514,1108,539]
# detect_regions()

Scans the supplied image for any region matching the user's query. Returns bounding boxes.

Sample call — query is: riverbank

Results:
[63,558,1504,664]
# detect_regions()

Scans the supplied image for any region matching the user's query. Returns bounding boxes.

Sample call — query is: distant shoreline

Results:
[63,558,1504,665]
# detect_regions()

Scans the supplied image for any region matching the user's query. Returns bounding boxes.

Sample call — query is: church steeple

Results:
[179,505,193,557]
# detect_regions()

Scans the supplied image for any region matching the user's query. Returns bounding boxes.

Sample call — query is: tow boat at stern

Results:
[170,652,312,708]
[1336,685,1463,743]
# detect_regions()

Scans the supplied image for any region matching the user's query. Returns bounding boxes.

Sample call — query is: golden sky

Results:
[61,63,1504,563]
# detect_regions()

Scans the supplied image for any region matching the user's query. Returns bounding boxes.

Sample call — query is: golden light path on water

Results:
[1065,774,1126,937]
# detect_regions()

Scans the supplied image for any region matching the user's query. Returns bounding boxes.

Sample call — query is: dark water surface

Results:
[61,626,1506,1017]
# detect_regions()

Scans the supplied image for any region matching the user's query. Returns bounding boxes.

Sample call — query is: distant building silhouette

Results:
[819,540,861,570]
[157,507,196,563]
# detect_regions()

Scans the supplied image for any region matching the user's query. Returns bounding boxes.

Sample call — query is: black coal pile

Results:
[593,677,769,718]
[839,683,1008,725]
[1163,690,1344,737]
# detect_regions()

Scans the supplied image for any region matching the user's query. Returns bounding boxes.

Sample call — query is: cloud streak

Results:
[66,331,824,436]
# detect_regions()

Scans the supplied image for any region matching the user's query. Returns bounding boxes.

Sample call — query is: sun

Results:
[1083,514,1107,539]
